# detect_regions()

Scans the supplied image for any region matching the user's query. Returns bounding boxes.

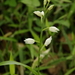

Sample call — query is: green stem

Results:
[40,45,45,51]
[38,16,44,75]
[44,1,49,11]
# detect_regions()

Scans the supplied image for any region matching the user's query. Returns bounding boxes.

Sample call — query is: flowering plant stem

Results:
[38,16,44,75]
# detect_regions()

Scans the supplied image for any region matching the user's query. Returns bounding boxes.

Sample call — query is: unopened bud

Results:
[49,26,59,33]
[44,36,52,46]
[48,5,54,11]
[48,0,50,3]
[44,0,47,6]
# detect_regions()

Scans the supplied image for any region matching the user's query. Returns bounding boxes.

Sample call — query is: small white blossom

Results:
[24,38,35,44]
[33,11,44,17]
[41,48,50,56]
[44,36,52,46]
[49,26,59,32]
[40,54,44,58]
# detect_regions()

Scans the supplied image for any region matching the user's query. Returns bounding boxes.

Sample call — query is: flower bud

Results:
[40,48,50,57]
[44,0,47,6]
[49,26,59,33]
[48,5,54,11]
[24,38,35,44]
[44,36,52,46]
[48,0,50,3]
[33,11,44,17]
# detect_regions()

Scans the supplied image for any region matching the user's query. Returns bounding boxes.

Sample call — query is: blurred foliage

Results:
[0,0,75,75]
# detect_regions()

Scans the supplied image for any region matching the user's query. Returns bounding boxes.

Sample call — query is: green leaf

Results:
[38,56,72,71]
[4,0,17,7]
[27,45,35,59]
[13,29,29,36]
[8,24,20,28]
[54,20,70,28]
[0,20,6,26]
[30,30,40,42]
[72,46,75,55]
[3,72,10,75]
[9,52,15,75]
[65,68,75,75]
[37,57,67,71]
[0,61,38,75]
[62,29,72,51]
[20,0,40,7]
[68,1,75,19]
[62,0,71,2]
[0,36,17,42]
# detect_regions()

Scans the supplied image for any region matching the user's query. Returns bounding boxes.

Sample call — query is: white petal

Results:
[48,5,54,10]
[40,48,50,58]
[40,54,44,58]
[41,11,44,16]
[44,36,52,46]
[24,38,35,44]
[33,11,44,17]
[42,48,50,55]
[49,26,59,32]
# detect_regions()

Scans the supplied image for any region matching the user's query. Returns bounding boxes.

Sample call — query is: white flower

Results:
[41,48,50,56]
[24,38,35,44]
[38,48,50,60]
[40,54,44,58]
[44,36,52,46]
[49,26,59,32]
[33,11,44,17]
